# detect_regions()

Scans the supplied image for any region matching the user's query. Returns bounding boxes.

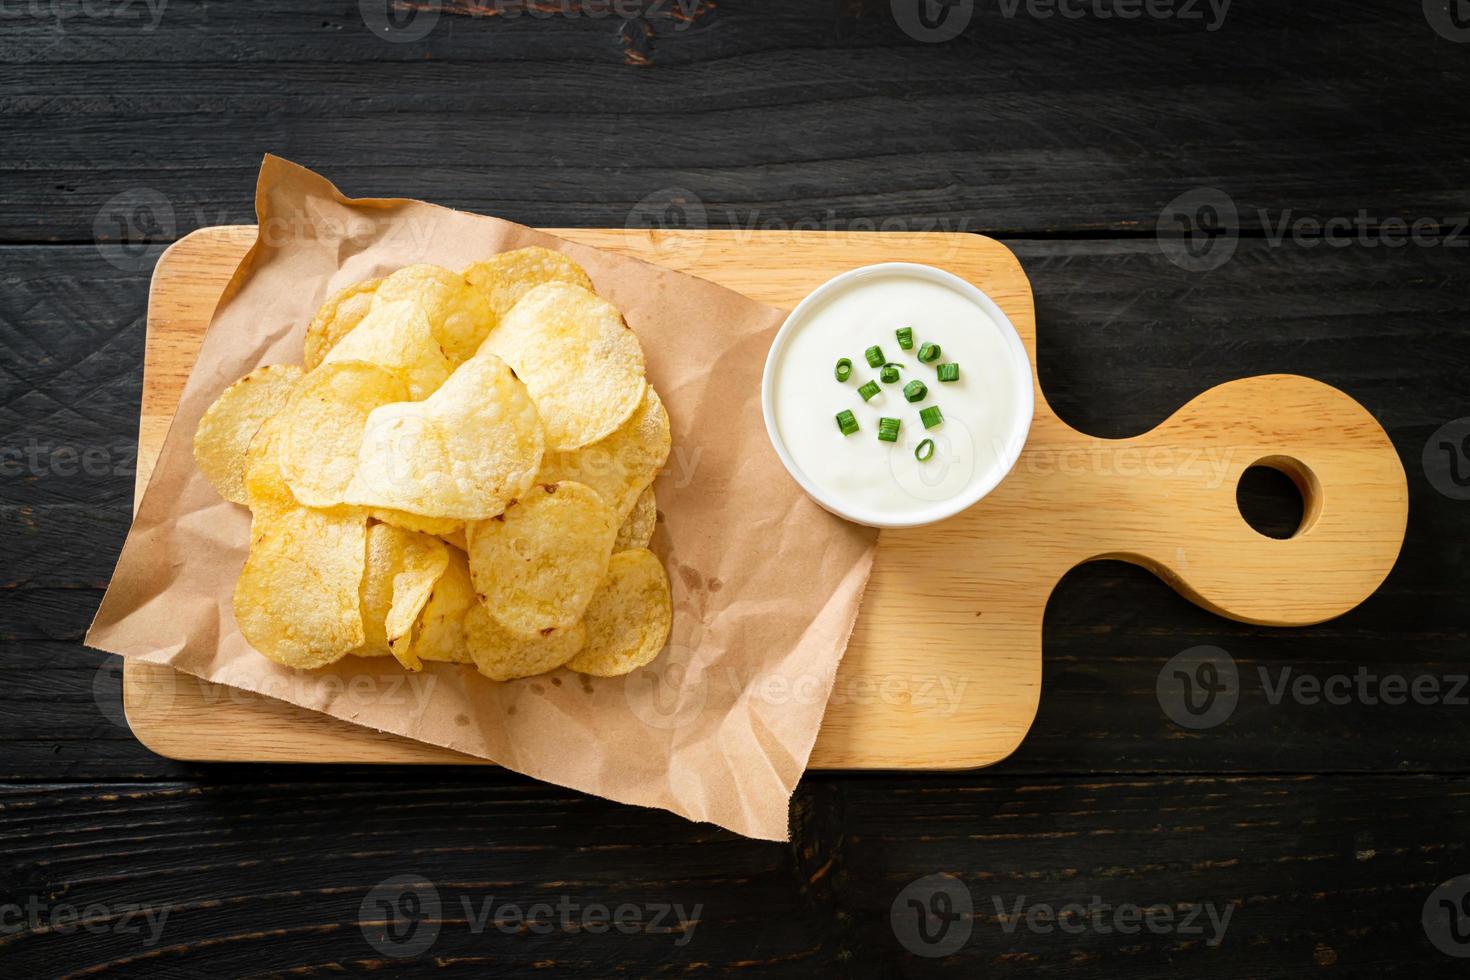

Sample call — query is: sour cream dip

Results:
[761,263,1033,528]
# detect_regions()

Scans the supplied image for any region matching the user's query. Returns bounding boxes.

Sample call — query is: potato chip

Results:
[353,523,450,667]
[193,364,304,506]
[465,603,585,682]
[479,281,646,451]
[233,506,367,669]
[243,410,295,513]
[344,350,544,521]
[565,548,673,677]
[304,277,381,369]
[373,264,494,364]
[321,299,452,400]
[278,361,408,508]
[537,387,670,522]
[462,246,593,324]
[615,485,657,552]
[411,548,476,664]
[466,481,616,636]
[214,256,675,679]
[368,509,463,538]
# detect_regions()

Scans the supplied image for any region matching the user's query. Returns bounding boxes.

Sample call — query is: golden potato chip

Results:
[374,264,494,364]
[615,485,657,552]
[353,523,450,667]
[304,277,380,369]
[537,387,670,522]
[278,361,408,508]
[462,246,593,324]
[193,364,303,506]
[441,528,467,552]
[411,549,475,664]
[344,350,544,521]
[243,410,295,513]
[368,508,463,538]
[233,506,367,669]
[565,549,673,677]
[466,481,616,636]
[321,299,452,400]
[465,603,585,682]
[479,281,646,451]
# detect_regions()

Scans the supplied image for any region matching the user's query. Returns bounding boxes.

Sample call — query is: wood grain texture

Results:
[4,4,1470,972]
[2,774,1468,976]
[3,2,1467,240]
[120,226,1406,771]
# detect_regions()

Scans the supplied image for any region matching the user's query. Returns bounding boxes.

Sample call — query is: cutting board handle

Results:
[1065,373,1408,626]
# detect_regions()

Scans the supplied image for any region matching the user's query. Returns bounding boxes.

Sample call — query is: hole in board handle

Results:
[1236,455,1322,540]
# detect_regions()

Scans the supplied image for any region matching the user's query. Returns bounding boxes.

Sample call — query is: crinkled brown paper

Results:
[87,156,877,841]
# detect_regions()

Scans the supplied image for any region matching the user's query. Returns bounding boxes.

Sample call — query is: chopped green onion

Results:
[915,438,935,462]
[903,379,928,403]
[835,358,853,382]
[920,405,944,429]
[877,417,901,443]
[880,362,902,384]
[936,362,959,383]
[835,409,858,436]
[917,342,941,363]
[858,380,880,401]
[896,327,914,350]
[864,345,885,368]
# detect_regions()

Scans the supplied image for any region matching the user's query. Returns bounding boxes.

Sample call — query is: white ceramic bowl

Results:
[760,262,1034,529]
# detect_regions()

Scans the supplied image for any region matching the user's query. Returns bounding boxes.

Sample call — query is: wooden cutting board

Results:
[122,226,1408,769]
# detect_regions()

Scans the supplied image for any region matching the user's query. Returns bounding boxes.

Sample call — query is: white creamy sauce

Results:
[770,272,1024,520]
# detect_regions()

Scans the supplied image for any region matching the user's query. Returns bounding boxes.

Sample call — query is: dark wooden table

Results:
[4,2,1469,975]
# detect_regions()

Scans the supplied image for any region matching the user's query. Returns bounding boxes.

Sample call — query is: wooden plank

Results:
[3,3,1467,240]
[0,774,1465,975]
[120,226,1405,771]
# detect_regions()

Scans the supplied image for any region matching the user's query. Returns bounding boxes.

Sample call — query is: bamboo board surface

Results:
[122,226,1408,769]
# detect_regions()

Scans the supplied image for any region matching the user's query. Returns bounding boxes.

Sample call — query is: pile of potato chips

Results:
[193,247,673,681]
